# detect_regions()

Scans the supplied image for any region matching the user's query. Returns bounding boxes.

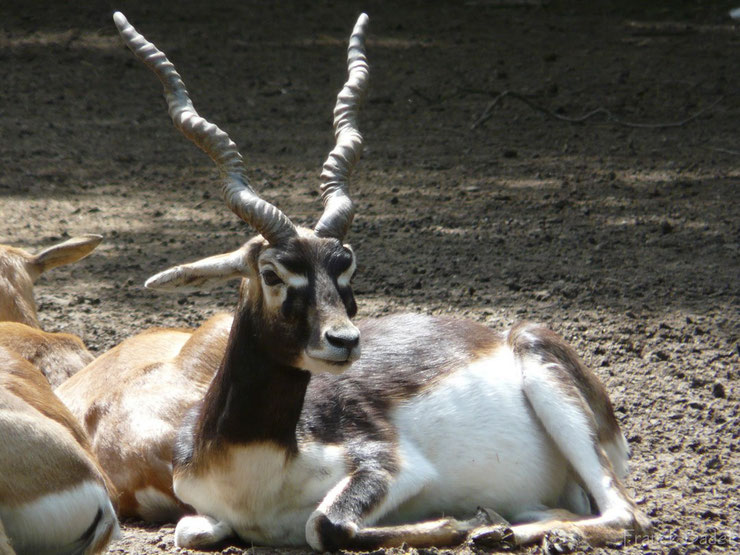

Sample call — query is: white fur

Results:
[603,433,629,480]
[145,247,249,291]
[176,341,638,548]
[518,354,631,519]
[0,480,119,554]
[175,442,348,546]
[298,340,361,374]
[261,260,309,289]
[284,273,309,288]
[379,350,569,524]
[175,515,233,549]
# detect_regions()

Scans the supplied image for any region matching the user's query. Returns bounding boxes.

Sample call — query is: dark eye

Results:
[261,269,283,286]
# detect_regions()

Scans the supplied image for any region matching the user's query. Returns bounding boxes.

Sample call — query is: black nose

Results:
[325,328,360,350]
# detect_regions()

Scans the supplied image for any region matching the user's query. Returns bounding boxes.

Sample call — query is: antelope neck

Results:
[196,304,311,453]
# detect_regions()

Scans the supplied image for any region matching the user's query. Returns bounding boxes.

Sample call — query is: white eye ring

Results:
[337,258,356,288]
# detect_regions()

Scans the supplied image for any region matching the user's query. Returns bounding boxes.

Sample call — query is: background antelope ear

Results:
[145,247,250,291]
[29,234,103,278]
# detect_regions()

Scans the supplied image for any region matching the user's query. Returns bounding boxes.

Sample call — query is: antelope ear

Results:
[30,234,103,277]
[145,247,250,291]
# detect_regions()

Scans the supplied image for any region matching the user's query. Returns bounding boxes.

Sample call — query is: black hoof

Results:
[470,524,516,550]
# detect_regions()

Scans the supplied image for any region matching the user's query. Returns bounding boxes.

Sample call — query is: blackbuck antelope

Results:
[0,346,119,554]
[0,235,102,387]
[63,11,651,551]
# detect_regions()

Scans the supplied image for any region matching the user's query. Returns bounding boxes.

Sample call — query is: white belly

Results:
[381,348,568,523]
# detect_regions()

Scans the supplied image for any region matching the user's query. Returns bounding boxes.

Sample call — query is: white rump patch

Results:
[386,350,570,523]
[0,480,119,554]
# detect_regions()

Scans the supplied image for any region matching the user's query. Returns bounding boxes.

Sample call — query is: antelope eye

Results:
[261,269,283,286]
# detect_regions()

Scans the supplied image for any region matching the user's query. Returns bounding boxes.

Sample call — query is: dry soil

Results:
[1,1,738,554]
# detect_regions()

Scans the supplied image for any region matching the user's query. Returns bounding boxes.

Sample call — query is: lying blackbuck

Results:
[62,11,651,551]
[0,346,119,554]
[0,235,102,387]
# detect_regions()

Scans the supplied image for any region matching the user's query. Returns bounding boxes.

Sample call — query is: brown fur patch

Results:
[0,246,38,327]
[0,322,93,388]
[56,315,232,520]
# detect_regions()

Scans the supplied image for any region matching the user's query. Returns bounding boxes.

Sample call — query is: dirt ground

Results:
[1,0,738,553]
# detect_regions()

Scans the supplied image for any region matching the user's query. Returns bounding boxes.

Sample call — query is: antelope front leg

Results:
[305,467,501,551]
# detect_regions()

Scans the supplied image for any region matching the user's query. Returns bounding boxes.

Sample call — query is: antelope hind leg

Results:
[473,507,643,550]
[516,338,652,544]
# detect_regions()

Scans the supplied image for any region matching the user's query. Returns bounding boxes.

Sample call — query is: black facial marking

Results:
[338,286,357,318]
[272,251,311,276]
[281,283,309,319]
[327,248,354,277]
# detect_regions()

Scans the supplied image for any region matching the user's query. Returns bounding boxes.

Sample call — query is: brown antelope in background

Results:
[61,11,651,551]
[0,235,101,387]
[0,346,119,554]
[0,235,116,553]
[57,313,232,521]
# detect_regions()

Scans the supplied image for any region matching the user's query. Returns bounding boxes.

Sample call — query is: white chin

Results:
[295,352,354,375]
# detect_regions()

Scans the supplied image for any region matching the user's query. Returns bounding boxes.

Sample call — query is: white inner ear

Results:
[145,247,250,291]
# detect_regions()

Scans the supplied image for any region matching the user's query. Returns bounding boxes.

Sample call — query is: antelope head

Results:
[0,235,102,327]
[113,12,369,374]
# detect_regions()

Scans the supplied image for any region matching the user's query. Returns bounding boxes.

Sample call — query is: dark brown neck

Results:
[195,303,311,454]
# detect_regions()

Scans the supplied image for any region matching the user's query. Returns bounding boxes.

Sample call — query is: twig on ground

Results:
[410,87,462,106]
[470,90,725,130]
[701,146,740,156]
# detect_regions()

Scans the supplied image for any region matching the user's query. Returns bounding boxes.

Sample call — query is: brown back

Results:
[55,314,232,519]
[0,323,94,388]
